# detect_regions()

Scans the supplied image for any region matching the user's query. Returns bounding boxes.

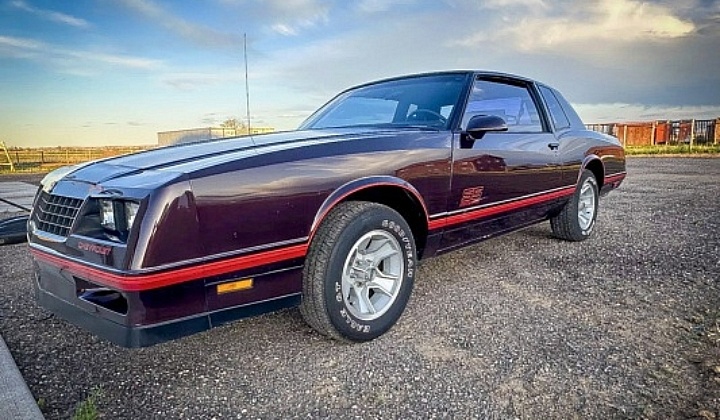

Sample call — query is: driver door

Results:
[439,77,563,251]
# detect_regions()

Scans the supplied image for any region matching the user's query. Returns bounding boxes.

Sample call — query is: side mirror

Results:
[466,115,508,140]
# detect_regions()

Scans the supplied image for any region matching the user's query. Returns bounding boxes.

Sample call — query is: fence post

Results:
[651,121,656,146]
[622,125,627,148]
[690,119,695,151]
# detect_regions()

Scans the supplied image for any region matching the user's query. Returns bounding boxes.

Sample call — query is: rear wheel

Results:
[300,201,416,342]
[551,169,599,241]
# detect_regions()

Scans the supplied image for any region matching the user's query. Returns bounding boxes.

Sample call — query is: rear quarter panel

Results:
[557,129,625,185]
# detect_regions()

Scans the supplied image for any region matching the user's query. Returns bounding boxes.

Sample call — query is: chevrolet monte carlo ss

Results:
[28,71,626,347]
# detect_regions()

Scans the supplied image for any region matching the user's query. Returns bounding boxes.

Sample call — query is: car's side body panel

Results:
[439,129,566,251]
[27,70,626,346]
[187,130,452,263]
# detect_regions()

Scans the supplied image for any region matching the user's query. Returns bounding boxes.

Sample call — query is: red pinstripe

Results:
[31,244,307,292]
[428,186,576,231]
[33,175,624,292]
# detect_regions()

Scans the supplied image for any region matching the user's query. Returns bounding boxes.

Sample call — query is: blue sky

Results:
[1,0,719,147]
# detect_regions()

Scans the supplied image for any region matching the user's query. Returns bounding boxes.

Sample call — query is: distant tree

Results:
[220,118,246,129]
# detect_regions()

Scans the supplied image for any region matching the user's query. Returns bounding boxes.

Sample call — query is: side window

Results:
[539,85,571,130]
[461,79,543,133]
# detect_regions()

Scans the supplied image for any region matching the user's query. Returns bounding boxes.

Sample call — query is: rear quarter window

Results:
[541,85,585,128]
[539,85,571,130]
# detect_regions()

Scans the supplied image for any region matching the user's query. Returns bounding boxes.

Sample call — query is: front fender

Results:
[131,179,203,270]
[310,176,430,237]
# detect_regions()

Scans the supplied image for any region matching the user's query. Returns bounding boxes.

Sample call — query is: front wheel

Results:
[300,201,416,342]
[550,169,599,241]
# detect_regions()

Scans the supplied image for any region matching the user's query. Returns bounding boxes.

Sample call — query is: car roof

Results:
[349,70,539,91]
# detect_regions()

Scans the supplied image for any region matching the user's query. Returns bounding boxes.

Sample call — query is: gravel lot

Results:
[1,157,719,419]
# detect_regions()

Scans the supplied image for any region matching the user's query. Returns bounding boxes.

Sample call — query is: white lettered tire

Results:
[300,201,416,342]
[551,169,599,241]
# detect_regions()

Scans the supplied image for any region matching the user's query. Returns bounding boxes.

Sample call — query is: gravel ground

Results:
[1,158,719,419]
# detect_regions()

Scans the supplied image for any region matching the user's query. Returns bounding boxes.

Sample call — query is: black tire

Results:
[550,169,599,241]
[300,201,416,342]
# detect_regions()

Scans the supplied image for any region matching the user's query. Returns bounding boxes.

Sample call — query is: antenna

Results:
[243,33,251,135]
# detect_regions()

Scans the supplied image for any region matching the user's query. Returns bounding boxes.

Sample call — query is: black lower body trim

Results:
[36,287,301,348]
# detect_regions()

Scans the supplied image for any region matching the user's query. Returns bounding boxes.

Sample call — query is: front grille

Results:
[34,191,84,237]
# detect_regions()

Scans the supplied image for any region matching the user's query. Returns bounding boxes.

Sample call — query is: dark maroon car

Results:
[28,71,625,347]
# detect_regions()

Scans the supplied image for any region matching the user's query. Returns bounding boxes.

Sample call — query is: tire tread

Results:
[300,201,380,342]
[550,169,598,242]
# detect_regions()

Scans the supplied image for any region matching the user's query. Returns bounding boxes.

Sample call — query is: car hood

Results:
[62,127,433,187]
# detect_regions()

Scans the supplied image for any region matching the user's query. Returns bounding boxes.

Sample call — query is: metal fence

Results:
[3,147,147,171]
[586,118,720,147]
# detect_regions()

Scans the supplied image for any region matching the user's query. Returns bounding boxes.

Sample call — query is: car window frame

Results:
[538,84,572,131]
[548,86,585,128]
[457,75,551,134]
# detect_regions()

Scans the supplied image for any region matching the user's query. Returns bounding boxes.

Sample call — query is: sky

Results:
[1,0,719,147]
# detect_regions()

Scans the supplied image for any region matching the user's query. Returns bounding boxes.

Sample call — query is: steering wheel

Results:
[407,109,447,125]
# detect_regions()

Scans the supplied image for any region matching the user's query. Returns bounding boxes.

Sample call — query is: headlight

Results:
[78,198,141,242]
[99,199,116,231]
[124,201,139,229]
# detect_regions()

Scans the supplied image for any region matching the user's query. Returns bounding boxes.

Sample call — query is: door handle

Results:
[548,142,559,150]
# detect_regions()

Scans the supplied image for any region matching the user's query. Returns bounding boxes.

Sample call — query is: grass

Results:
[1,169,52,175]
[72,388,102,420]
[625,144,720,155]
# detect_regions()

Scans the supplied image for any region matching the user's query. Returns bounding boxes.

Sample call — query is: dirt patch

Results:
[1,158,718,419]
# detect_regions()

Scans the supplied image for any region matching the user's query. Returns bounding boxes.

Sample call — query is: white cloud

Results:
[271,23,297,36]
[69,51,161,69]
[479,0,548,9]
[220,0,330,36]
[355,0,417,14]
[575,103,720,123]
[160,71,242,90]
[0,34,162,71]
[263,0,331,19]
[117,0,240,46]
[11,0,89,28]
[455,0,695,50]
[0,35,43,50]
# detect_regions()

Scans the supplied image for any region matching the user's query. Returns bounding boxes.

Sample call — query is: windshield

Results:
[299,74,469,130]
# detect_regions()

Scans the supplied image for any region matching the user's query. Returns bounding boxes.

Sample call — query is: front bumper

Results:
[35,280,214,347]
[32,252,302,347]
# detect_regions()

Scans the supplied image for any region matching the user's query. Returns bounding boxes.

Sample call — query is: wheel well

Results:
[343,186,428,258]
[584,159,604,189]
